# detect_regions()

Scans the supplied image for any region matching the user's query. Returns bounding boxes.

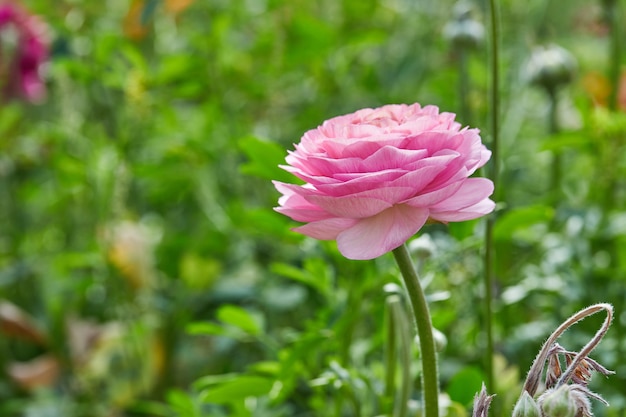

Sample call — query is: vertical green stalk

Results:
[394,302,412,417]
[392,244,438,417]
[484,217,495,395]
[385,294,412,417]
[459,49,471,123]
[484,0,501,396]
[547,89,561,201]
[603,0,622,379]
[384,296,398,409]
[606,0,621,112]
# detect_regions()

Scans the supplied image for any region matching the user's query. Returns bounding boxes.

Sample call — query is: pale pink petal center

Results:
[336,205,430,260]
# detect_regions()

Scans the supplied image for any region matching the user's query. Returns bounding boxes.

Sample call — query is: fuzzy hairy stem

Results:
[522,303,614,397]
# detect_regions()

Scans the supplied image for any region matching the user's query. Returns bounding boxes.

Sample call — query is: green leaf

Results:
[242,208,297,239]
[166,389,197,416]
[216,305,261,336]
[448,219,478,240]
[540,131,591,152]
[186,321,228,336]
[179,253,221,290]
[127,400,176,417]
[247,361,281,376]
[493,205,555,242]
[0,104,21,140]
[270,259,330,295]
[446,366,485,406]
[199,375,275,404]
[238,136,295,182]
[192,373,239,391]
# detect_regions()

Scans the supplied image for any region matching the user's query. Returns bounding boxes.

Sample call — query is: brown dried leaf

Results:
[165,0,194,14]
[7,354,59,390]
[0,300,47,345]
[123,0,149,40]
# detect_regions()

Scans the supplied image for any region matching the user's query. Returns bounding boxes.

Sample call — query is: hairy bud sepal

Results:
[539,386,577,417]
[512,391,541,417]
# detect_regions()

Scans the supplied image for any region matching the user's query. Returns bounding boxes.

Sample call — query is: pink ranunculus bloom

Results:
[273,103,495,260]
[0,2,49,103]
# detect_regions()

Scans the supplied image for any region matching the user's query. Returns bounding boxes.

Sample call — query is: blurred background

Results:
[0,0,625,416]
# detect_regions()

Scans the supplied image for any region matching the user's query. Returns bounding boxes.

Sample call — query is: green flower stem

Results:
[484,0,501,396]
[392,244,439,417]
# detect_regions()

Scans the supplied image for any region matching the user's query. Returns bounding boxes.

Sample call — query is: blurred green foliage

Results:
[0,0,625,416]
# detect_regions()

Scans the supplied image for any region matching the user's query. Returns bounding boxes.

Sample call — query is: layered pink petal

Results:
[280,165,341,185]
[294,155,364,176]
[404,180,464,207]
[311,170,404,195]
[274,102,495,260]
[336,205,430,260]
[331,169,404,183]
[361,146,429,171]
[401,131,464,156]
[403,152,460,172]
[429,178,494,211]
[386,165,448,192]
[273,181,321,201]
[468,148,492,174]
[309,186,414,204]
[305,195,393,218]
[294,217,358,240]
[315,165,445,197]
[429,198,496,222]
[340,135,406,158]
[276,207,332,222]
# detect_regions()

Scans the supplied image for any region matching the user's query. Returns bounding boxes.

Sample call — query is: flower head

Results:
[525,44,577,94]
[443,2,485,50]
[273,103,494,260]
[0,2,49,103]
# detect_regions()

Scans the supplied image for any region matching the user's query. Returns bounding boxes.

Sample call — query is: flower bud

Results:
[414,327,447,351]
[443,2,485,50]
[538,386,577,417]
[0,3,49,102]
[383,283,403,296]
[472,384,494,417]
[512,392,541,417]
[433,327,447,352]
[525,44,577,93]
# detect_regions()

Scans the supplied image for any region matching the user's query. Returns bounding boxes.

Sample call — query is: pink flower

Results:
[273,103,495,260]
[0,2,49,103]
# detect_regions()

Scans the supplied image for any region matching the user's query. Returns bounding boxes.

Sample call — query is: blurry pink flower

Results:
[0,2,49,103]
[274,103,495,260]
